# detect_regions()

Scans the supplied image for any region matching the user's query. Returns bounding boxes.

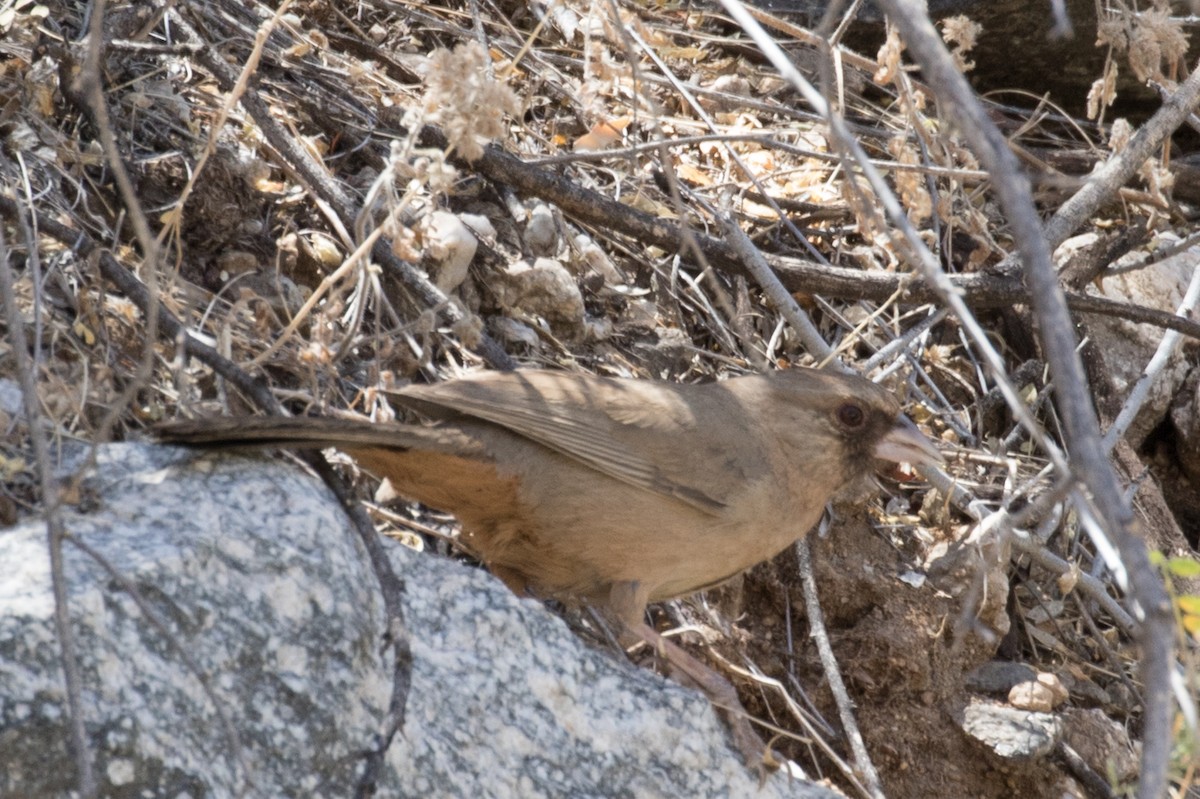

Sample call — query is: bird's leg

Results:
[605,583,772,769]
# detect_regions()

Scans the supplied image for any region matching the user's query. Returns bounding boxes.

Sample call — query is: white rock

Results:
[499,257,585,336]
[524,204,558,256]
[571,233,623,284]
[422,210,478,293]
[1084,244,1199,444]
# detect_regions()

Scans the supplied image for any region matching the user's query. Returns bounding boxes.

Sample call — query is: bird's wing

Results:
[391,372,761,514]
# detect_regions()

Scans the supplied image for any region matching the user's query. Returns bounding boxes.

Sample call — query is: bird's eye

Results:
[836,402,866,429]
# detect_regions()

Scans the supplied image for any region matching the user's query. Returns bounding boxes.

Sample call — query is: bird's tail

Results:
[151,416,432,452]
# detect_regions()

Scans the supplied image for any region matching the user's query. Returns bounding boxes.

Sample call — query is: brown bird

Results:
[154,366,940,763]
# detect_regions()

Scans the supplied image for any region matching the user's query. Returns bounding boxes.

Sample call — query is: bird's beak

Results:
[874,415,942,467]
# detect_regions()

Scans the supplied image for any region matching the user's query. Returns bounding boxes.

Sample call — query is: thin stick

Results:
[0,219,96,798]
[874,4,1176,795]
[796,537,885,799]
[1103,257,1200,450]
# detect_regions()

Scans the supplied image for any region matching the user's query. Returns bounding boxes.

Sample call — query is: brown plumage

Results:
[154,366,940,764]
